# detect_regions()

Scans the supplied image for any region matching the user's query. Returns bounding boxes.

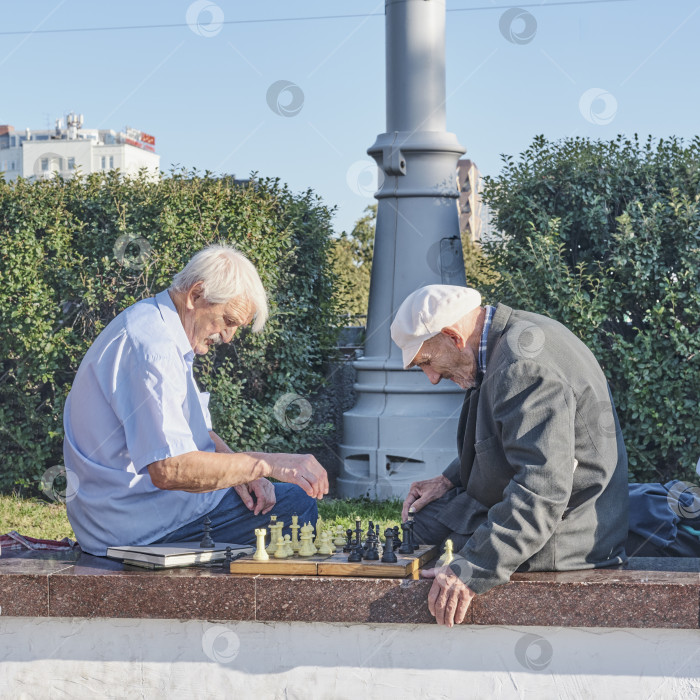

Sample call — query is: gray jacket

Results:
[440,304,629,594]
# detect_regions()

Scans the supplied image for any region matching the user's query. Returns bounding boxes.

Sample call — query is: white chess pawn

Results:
[275,534,291,559]
[333,526,346,548]
[317,531,333,555]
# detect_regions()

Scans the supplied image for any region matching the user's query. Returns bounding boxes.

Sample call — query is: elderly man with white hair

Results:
[64,244,327,556]
[391,285,629,627]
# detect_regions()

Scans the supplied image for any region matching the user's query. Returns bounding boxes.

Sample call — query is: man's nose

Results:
[422,367,441,385]
[221,326,236,343]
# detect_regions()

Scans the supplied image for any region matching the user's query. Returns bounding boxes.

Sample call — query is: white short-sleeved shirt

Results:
[63,289,226,555]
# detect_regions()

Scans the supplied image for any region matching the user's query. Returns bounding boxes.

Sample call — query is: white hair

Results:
[170,244,269,332]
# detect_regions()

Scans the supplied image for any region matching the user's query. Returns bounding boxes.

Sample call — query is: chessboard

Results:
[225,514,439,578]
[227,543,438,579]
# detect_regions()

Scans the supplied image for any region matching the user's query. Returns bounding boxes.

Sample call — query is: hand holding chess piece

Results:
[422,542,475,627]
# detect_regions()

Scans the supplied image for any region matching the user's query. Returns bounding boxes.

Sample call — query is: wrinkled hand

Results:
[402,474,453,522]
[257,453,329,499]
[422,565,475,627]
[235,477,276,515]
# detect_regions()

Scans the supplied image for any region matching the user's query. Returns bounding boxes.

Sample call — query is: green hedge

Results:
[0,170,341,493]
[482,135,700,483]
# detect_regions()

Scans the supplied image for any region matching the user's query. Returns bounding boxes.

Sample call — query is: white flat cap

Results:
[390,285,482,368]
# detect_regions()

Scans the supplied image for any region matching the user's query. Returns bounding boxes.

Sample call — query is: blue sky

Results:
[1,0,698,234]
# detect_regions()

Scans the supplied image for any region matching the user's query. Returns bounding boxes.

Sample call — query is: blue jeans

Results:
[152,483,318,546]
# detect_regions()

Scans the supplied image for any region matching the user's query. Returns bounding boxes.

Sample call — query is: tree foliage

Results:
[331,204,376,321]
[0,169,342,493]
[482,134,700,482]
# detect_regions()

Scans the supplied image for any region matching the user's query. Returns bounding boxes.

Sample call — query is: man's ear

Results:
[441,326,467,351]
[186,282,205,310]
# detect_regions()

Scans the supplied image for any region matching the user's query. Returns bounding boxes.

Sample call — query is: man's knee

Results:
[413,500,453,546]
[273,483,318,523]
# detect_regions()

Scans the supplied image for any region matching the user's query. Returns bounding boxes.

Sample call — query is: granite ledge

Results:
[0,551,697,628]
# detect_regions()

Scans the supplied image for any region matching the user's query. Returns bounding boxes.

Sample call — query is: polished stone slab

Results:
[49,552,256,621]
[255,576,437,624]
[0,549,698,627]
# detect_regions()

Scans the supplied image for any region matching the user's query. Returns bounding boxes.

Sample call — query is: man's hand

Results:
[234,477,276,515]
[402,474,454,521]
[255,452,329,499]
[422,565,475,627]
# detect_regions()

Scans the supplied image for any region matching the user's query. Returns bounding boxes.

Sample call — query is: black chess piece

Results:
[406,519,418,552]
[382,528,398,563]
[354,518,363,550]
[392,525,402,549]
[343,528,354,553]
[348,540,363,562]
[365,528,379,560]
[221,546,233,571]
[398,522,413,555]
[200,516,215,549]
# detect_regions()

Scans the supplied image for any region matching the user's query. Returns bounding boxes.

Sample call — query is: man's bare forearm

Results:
[148,450,267,492]
[148,431,329,499]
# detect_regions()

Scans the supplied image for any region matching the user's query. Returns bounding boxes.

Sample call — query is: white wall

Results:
[1,618,698,699]
[21,140,93,179]
[122,145,160,179]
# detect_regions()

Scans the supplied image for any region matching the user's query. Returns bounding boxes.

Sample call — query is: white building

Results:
[456,159,495,244]
[0,113,160,181]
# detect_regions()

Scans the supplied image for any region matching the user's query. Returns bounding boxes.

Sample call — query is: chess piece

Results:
[314,517,323,551]
[298,523,317,557]
[317,531,333,555]
[437,539,454,567]
[274,534,291,559]
[266,517,279,555]
[398,522,413,555]
[354,518,363,553]
[364,528,379,560]
[382,528,398,563]
[348,540,363,562]
[343,528,353,553]
[253,528,269,561]
[270,521,284,555]
[221,546,234,571]
[334,526,346,548]
[365,521,374,550]
[291,515,301,553]
[326,530,336,554]
[199,516,215,549]
[375,524,383,557]
[392,525,402,549]
[406,516,418,552]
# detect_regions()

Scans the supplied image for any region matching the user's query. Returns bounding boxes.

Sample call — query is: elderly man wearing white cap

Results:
[391,285,629,627]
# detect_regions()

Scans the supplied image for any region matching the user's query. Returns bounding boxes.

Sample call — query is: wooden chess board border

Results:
[228,544,438,579]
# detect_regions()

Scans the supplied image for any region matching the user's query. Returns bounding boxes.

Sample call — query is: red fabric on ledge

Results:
[0,531,79,552]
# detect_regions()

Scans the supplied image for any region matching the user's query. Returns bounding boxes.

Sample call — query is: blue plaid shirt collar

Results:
[478,305,495,377]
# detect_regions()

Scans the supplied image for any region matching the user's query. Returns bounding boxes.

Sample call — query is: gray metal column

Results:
[338,0,467,499]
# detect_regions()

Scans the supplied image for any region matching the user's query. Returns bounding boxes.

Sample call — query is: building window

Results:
[41,158,49,172]
[109,156,114,169]
[67,157,75,170]
[101,156,106,169]
[10,161,15,170]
